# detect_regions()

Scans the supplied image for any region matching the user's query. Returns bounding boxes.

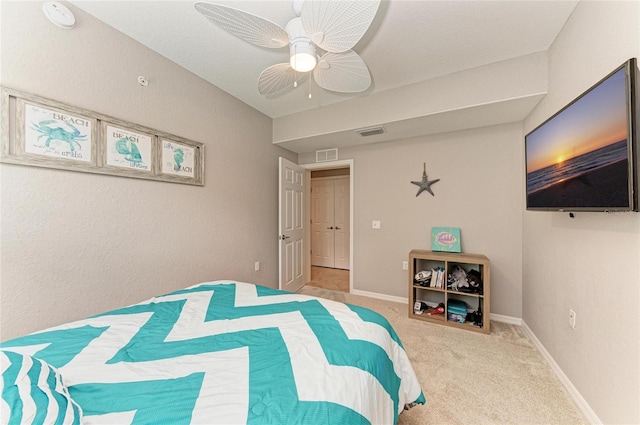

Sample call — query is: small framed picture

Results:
[432,227,462,252]
[158,137,203,185]
[102,121,155,174]
[17,98,97,165]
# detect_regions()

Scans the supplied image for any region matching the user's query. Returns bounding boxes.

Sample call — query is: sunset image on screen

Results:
[525,66,630,208]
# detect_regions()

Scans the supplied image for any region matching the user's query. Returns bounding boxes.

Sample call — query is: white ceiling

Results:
[70,0,579,121]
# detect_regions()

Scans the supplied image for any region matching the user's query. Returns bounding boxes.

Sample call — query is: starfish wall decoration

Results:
[411,163,440,197]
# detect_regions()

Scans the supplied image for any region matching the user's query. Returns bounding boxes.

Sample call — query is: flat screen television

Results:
[525,58,639,212]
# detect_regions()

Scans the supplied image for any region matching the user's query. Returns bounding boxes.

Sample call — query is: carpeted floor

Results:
[307,266,350,292]
[298,285,588,425]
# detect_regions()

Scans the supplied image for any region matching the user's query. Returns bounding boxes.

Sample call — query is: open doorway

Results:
[302,160,353,293]
[309,265,349,292]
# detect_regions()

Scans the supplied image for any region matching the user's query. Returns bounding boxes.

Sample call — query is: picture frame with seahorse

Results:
[159,138,200,181]
[18,98,97,165]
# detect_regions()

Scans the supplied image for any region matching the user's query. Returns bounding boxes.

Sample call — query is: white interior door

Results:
[279,158,305,292]
[311,179,335,267]
[333,177,350,270]
[310,176,350,270]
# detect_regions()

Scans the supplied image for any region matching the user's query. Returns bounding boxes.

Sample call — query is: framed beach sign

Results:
[16,97,98,167]
[1,86,204,186]
[101,121,155,174]
[158,136,204,185]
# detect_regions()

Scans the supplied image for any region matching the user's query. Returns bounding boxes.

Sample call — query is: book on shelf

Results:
[428,267,445,288]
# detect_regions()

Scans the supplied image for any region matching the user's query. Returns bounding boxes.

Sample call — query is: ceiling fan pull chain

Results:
[293,43,298,71]
[308,74,312,99]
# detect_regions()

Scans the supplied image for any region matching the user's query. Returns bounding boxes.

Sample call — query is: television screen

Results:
[525,58,638,212]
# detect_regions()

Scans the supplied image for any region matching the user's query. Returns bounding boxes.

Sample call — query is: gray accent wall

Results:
[0,2,296,340]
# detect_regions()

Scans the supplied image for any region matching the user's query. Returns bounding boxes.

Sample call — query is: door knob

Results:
[326,226,334,230]
[335,226,341,230]
[280,234,290,240]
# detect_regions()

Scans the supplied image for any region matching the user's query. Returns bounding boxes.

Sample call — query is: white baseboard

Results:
[348,290,599,423]
[350,291,523,326]
[350,289,409,304]
[521,321,602,425]
[490,313,522,325]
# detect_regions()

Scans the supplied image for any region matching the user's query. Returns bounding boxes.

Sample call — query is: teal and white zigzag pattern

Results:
[1,281,424,424]
[0,350,82,424]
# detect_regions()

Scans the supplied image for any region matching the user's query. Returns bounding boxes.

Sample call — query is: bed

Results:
[1,280,424,424]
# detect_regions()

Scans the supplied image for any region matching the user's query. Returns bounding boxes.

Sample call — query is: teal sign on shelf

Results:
[431,227,461,252]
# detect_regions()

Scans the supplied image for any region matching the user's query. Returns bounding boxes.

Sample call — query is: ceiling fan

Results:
[194,0,381,96]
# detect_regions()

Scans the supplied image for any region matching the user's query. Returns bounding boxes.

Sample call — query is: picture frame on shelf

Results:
[431,227,462,253]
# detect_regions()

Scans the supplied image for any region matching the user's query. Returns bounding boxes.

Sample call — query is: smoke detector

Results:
[43,2,76,30]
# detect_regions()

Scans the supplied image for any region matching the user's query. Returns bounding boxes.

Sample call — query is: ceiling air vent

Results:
[316,148,338,162]
[356,126,385,137]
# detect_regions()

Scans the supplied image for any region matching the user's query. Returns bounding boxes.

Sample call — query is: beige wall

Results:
[0,2,296,341]
[300,123,524,318]
[522,1,640,424]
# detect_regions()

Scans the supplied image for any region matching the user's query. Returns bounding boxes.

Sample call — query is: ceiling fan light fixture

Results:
[196,0,381,95]
[289,40,316,72]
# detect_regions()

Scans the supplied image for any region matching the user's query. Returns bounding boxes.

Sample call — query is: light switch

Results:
[372,220,381,229]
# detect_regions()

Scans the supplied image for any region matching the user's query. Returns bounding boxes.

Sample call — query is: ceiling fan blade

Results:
[313,51,372,93]
[195,2,289,48]
[301,0,380,53]
[258,63,305,95]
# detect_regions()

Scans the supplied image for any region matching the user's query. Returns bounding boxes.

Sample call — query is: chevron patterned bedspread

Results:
[1,280,425,424]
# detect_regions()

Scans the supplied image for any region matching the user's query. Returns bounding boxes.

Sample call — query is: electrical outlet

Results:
[402,261,408,270]
[569,309,576,329]
[255,261,260,272]
[372,220,381,229]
